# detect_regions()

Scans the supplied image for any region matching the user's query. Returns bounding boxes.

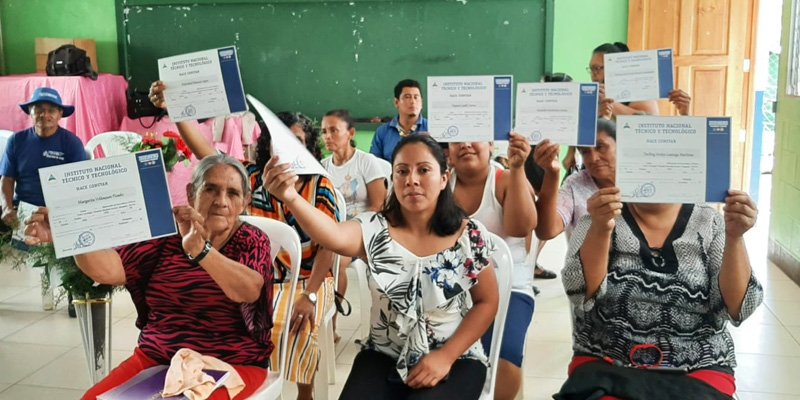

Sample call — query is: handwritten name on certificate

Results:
[38,149,177,258]
[428,75,513,142]
[616,116,731,204]
[604,49,674,103]
[159,46,247,122]
[514,82,598,146]
[246,94,330,177]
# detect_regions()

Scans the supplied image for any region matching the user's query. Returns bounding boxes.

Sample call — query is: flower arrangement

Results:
[130,131,193,172]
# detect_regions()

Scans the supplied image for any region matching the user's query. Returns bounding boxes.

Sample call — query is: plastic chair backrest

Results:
[85,131,141,159]
[374,157,392,193]
[0,130,13,159]
[332,188,346,282]
[239,216,302,379]
[481,232,514,399]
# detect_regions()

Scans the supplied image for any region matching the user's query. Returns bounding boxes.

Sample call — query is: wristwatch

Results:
[302,290,318,306]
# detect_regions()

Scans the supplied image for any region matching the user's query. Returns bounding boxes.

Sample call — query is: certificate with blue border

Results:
[514,82,598,146]
[159,46,247,122]
[616,116,730,204]
[604,49,674,103]
[39,149,177,258]
[428,75,513,142]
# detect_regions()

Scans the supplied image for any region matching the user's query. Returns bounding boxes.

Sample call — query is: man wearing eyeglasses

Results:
[0,87,86,229]
[369,79,429,162]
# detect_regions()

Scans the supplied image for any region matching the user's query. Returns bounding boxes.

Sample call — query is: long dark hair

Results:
[381,135,465,236]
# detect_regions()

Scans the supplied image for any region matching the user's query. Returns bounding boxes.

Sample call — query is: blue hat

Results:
[19,87,75,117]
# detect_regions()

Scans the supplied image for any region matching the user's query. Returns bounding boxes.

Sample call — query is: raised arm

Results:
[24,207,126,285]
[263,156,365,258]
[533,140,566,240]
[499,132,536,237]
[579,187,621,299]
[668,89,692,116]
[149,80,217,159]
[719,190,758,319]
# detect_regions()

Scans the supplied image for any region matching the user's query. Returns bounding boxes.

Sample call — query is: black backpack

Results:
[46,44,98,80]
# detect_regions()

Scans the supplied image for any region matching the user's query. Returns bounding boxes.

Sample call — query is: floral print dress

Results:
[354,212,496,380]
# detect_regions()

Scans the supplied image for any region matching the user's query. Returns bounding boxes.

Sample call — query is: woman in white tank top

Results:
[449,133,537,400]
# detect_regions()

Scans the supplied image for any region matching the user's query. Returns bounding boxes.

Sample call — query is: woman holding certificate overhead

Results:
[264,135,498,399]
[150,81,338,400]
[26,154,274,400]
[554,183,763,399]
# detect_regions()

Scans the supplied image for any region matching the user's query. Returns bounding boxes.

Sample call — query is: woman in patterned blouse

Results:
[556,187,763,399]
[263,135,499,399]
[26,155,274,400]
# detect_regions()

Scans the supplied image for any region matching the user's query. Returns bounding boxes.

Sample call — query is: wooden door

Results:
[628,0,755,191]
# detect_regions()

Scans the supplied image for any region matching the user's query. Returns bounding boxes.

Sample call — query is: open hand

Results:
[405,350,454,389]
[506,132,532,170]
[262,156,300,204]
[723,190,757,238]
[586,187,622,231]
[23,207,52,245]
[533,139,561,175]
[149,80,168,109]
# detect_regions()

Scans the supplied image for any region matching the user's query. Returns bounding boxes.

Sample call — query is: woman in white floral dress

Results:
[262,135,499,399]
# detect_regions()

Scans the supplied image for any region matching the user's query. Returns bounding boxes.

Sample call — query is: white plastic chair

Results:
[315,189,346,399]
[240,216,302,400]
[85,131,141,159]
[0,130,13,158]
[480,232,514,400]
[374,156,392,193]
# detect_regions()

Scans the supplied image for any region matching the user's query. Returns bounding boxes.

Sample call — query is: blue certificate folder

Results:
[577,83,600,146]
[136,149,178,238]
[493,76,514,140]
[98,365,230,399]
[656,49,675,99]
[218,46,247,114]
[706,117,732,202]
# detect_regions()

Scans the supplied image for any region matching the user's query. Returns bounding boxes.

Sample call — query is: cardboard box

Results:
[35,38,98,73]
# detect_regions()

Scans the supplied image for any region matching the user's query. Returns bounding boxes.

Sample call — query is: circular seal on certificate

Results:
[640,183,656,197]
[183,105,197,117]
[76,231,96,248]
[530,131,542,142]
[620,90,631,100]
[442,126,459,138]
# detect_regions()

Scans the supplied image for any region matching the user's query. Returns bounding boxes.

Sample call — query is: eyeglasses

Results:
[586,65,604,74]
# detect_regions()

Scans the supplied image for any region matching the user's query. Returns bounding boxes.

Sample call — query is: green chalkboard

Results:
[118,0,546,119]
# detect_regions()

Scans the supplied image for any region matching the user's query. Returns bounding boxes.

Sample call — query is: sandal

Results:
[534,264,557,280]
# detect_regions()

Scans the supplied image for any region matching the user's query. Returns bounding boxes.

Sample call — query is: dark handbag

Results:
[334,291,352,316]
[46,44,97,80]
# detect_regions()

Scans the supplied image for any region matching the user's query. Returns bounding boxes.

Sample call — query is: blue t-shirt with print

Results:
[0,127,87,206]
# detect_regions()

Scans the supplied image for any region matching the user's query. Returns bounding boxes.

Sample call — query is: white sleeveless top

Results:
[451,165,536,293]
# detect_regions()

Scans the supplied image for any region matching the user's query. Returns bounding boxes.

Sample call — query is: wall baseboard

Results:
[768,239,800,286]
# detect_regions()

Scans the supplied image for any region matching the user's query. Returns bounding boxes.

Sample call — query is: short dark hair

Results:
[596,118,617,141]
[394,79,422,99]
[324,109,357,148]
[542,72,573,83]
[381,135,465,236]
[593,42,630,54]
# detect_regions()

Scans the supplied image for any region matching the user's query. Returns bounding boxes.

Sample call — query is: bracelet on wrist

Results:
[186,240,212,264]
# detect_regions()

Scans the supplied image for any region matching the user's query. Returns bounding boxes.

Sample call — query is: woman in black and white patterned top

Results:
[556,187,763,400]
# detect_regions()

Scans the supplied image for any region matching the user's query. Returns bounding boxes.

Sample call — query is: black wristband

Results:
[187,240,212,264]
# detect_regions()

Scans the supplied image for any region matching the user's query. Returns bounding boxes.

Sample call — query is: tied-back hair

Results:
[542,72,573,83]
[597,118,617,141]
[191,154,251,199]
[593,42,630,54]
[381,135,465,236]
[324,109,358,148]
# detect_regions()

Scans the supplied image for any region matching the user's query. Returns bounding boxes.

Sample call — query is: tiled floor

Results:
[1,201,799,399]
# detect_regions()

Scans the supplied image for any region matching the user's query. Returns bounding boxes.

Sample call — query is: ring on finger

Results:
[297,314,304,319]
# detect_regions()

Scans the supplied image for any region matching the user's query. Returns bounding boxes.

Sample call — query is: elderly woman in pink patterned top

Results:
[25,154,274,400]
